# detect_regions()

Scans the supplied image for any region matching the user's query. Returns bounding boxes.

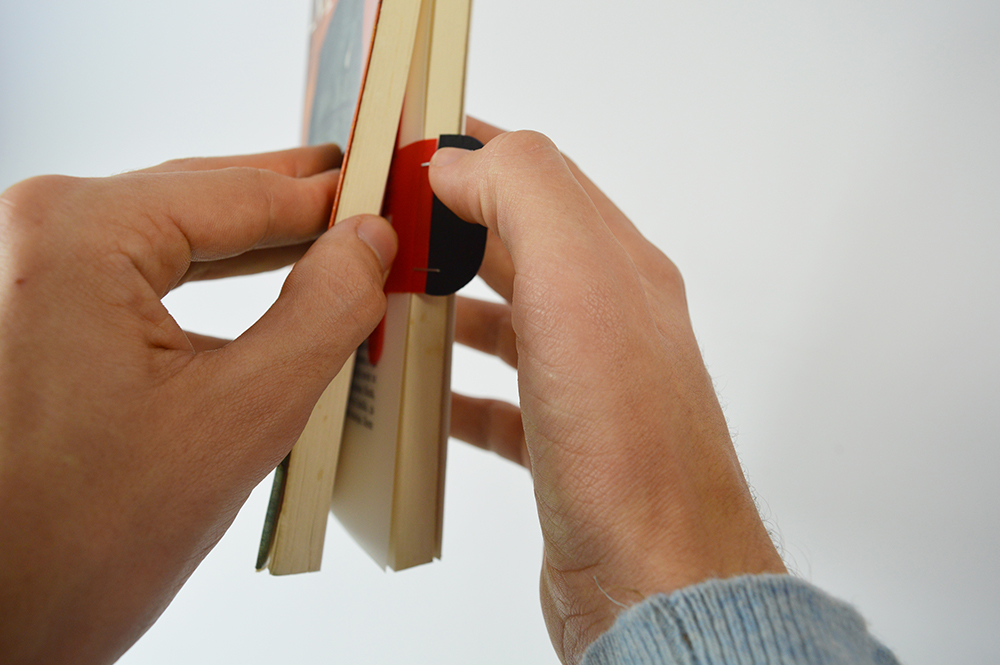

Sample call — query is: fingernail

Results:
[430,147,466,168]
[355,216,397,272]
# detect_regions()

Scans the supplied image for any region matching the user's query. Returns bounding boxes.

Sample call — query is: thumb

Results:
[428,131,606,272]
[429,131,653,365]
[237,213,395,382]
[192,214,396,448]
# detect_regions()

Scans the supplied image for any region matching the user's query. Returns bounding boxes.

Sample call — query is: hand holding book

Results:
[0,146,396,664]
[433,118,788,664]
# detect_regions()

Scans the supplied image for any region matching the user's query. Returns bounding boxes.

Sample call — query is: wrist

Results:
[537,475,786,664]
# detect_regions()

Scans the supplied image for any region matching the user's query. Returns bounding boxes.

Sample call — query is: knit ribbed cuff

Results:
[581,575,898,665]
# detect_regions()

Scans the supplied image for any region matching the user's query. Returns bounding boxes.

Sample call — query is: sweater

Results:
[581,575,899,664]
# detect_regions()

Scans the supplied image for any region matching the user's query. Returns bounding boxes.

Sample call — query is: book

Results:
[257,0,424,575]
[333,0,474,571]
[258,0,475,574]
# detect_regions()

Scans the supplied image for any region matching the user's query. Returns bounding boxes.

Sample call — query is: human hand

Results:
[0,146,396,664]
[432,119,786,664]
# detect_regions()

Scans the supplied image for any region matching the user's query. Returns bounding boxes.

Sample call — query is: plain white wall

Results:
[2,1,998,663]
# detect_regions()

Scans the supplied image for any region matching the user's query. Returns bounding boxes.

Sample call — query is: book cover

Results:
[258,0,423,575]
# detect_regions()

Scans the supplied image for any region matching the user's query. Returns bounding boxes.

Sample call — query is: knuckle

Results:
[635,243,688,306]
[654,255,687,299]
[1,175,81,221]
[561,153,583,173]
[489,130,563,171]
[1,177,96,301]
[475,131,565,229]
[0,175,84,252]
[497,129,559,155]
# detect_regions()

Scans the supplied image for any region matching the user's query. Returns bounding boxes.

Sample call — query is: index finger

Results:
[78,165,339,296]
[136,143,343,178]
[465,117,507,144]
[462,121,684,319]
[429,131,633,296]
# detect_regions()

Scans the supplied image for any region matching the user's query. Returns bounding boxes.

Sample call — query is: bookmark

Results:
[364,135,486,366]
[381,134,487,295]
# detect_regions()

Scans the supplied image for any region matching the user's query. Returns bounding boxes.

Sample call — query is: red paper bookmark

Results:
[366,134,486,364]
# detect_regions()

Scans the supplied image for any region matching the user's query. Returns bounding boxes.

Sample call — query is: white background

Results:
[2,1,998,663]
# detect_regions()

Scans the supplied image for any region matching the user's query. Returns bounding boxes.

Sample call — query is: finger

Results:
[466,116,639,246]
[429,131,649,329]
[86,166,340,296]
[451,392,529,469]
[454,296,517,368]
[430,131,612,275]
[228,214,397,379]
[465,117,507,144]
[468,118,669,286]
[466,121,681,313]
[468,119,660,273]
[562,157,684,311]
[186,215,396,471]
[181,243,311,284]
[136,144,343,178]
[477,229,515,303]
[458,120,517,301]
[562,157,640,245]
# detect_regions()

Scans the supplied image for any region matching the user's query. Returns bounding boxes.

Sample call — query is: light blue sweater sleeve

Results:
[581,575,899,665]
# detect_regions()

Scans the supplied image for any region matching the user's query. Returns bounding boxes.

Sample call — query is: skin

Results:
[0,145,397,664]
[0,121,784,665]
[439,119,786,663]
